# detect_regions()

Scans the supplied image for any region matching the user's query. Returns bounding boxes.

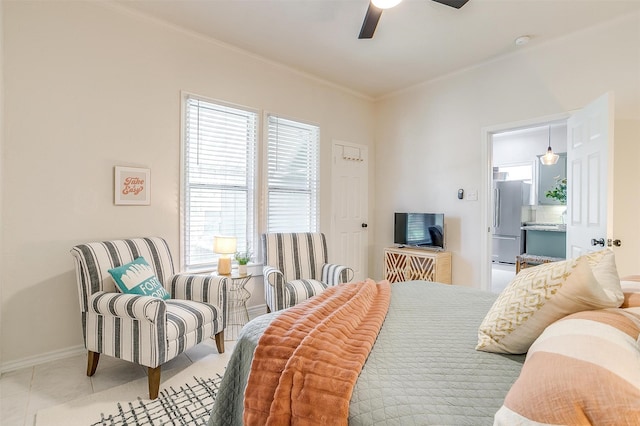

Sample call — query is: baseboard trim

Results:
[1,344,86,374]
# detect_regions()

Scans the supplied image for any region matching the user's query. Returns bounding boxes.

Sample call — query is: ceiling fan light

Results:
[540,147,560,165]
[371,0,403,9]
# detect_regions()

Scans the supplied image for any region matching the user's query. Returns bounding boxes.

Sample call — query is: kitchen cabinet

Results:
[522,225,566,258]
[537,153,566,205]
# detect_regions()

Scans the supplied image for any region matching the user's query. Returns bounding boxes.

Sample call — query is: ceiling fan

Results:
[359,0,470,39]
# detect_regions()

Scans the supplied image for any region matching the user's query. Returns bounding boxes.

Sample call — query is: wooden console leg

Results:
[87,351,100,376]
[148,366,161,400]
[214,331,225,353]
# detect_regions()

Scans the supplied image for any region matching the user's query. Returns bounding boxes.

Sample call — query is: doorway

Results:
[481,114,570,293]
[481,93,615,293]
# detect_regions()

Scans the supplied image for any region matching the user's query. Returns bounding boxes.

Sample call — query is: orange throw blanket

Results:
[243,279,391,426]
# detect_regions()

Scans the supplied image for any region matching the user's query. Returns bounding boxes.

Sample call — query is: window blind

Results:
[183,97,257,270]
[266,115,320,233]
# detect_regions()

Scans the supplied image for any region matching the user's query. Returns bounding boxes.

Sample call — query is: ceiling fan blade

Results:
[358,3,383,39]
[432,0,470,9]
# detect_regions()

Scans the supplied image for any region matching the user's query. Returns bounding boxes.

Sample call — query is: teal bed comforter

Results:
[209,281,525,425]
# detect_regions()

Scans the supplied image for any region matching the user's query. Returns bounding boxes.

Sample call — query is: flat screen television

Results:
[394,212,445,250]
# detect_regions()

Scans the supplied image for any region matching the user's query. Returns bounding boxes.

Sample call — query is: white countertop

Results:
[521,223,566,232]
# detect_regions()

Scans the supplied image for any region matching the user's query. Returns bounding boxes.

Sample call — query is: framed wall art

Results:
[114,166,150,205]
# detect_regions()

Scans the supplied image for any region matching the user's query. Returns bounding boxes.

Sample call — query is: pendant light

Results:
[540,125,559,165]
[372,0,403,9]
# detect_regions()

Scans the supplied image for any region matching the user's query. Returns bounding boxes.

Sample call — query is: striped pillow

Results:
[621,277,640,308]
[495,308,640,425]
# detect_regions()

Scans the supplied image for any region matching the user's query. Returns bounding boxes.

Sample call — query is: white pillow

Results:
[585,249,622,305]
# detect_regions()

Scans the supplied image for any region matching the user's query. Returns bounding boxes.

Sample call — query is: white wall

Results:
[1,2,374,367]
[374,13,640,286]
[492,123,567,167]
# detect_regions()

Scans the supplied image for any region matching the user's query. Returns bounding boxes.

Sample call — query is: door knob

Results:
[591,238,605,247]
[607,239,622,247]
[361,223,368,228]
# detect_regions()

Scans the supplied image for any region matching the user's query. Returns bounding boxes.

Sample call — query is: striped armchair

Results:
[262,232,354,312]
[70,237,228,399]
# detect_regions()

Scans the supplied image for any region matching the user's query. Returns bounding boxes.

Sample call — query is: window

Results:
[495,163,535,204]
[266,115,320,233]
[181,96,321,270]
[182,96,257,270]
[495,164,533,182]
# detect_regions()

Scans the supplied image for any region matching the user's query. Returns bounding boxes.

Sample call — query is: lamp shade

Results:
[213,236,236,275]
[540,125,559,165]
[540,147,560,165]
[213,236,237,254]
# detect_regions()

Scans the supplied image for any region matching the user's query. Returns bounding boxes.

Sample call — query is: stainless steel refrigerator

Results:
[492,180,531,264]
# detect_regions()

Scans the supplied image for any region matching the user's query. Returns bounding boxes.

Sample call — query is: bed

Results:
[208,281,525,425]
[209,250,640,425]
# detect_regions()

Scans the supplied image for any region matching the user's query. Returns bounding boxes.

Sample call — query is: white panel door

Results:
[331,142,368,282]
[566,93,614,258]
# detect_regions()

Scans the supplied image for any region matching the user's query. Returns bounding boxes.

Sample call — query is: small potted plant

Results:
[545,176,567,205]
[234,250,252,275]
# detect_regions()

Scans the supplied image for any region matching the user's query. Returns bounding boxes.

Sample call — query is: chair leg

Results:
[214,331,225,353]
[148,366,161,400]
[87,351,100,376]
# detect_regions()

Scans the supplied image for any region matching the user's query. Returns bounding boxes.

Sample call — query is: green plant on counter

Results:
[545,176,567,204]
[234,250,252,265]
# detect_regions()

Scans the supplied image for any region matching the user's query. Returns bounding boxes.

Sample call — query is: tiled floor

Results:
[0,338,225,426]
[492,262,516,294]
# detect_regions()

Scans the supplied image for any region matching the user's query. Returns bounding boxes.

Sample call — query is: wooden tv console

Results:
[383,246,452,284]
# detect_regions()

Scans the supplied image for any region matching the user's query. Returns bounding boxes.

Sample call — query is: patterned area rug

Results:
[36,349,234,426]
[90,374,222,426]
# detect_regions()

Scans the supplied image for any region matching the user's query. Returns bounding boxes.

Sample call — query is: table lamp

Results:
[213,236,236,275]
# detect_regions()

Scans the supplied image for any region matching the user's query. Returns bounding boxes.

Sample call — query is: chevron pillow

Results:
[477,251,622,354]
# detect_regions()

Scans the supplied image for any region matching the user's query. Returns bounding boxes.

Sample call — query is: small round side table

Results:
[222,273,252,340]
